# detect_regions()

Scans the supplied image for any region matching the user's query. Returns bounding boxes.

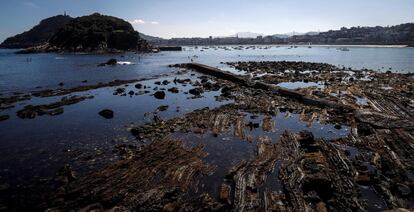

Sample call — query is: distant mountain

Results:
[304,31,320,36]
[139,33,163,42]
[231,32,264,38]
[0,15,73,49]
[272,31,320,38]
[272,34,291,39]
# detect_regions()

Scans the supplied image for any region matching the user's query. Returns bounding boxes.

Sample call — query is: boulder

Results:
[168,87,179,93]
[98,58,117,66]
[154,91,166,99]
[0,115,10,122]
[189,88,204,96]
[135,83,143,89]
[99,109,114,119]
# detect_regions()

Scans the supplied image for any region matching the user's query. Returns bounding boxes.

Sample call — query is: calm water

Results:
[0,45,412,209]
[0,46,413,94]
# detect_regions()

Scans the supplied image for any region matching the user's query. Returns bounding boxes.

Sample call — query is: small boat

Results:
[337,47,350,51]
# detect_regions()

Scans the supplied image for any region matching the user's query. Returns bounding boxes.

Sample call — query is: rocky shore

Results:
[1,60,413,211]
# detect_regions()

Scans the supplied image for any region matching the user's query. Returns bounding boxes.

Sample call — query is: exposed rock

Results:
[98,58,117,66]
[45,139,216,211]
[30,79,140,98]
[98,109,114,119]
[16,96,93,119]
[157,105,169,112]
[189,88,204,96]
[113,87,125,95]
[56,164,76,184]
[135,83,143,89]
[0,115,9,121]
[153,91,166,99]
[167,87,179,93]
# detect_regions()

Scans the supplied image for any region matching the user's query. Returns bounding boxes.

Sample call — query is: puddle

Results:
[359,185,387,211]
[170,111,350,199]
[261,160,283,192]
[354,96,369,106]
[276,81,325,90]
[242,111,349,140]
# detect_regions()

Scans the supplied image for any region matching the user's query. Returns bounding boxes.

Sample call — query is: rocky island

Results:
[11,13,151,53]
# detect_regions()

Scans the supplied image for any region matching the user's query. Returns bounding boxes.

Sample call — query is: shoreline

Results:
[183,44,410,48]
[1,44,411,52]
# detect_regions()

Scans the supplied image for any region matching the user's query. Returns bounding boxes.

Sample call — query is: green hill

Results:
[0,15,73,48]
[48,13,149,52]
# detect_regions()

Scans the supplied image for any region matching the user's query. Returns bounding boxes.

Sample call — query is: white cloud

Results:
[129,19,145,25]
[130,19,160,26]
[22,1,39,8]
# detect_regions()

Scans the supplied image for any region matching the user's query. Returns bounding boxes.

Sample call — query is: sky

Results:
[0,0,413,41]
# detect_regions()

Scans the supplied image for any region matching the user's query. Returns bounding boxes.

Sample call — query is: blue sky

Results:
[0,0,413,41]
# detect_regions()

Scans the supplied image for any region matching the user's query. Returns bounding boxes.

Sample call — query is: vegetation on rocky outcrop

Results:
[0,15,73,48]
[4,13,151,53]
[48,13,149,52]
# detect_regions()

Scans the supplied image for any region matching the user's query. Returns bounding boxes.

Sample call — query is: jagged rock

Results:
[45,139,214,211]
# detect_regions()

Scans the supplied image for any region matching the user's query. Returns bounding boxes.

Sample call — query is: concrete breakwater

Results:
[183,62,354,111]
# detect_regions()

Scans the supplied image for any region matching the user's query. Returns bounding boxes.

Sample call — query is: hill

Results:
[139,33,163,42]
[152,23,414,46]
[0,15,73,48]
[48,13,149,52]
[14,13,152,53]
[290,23,414,45]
